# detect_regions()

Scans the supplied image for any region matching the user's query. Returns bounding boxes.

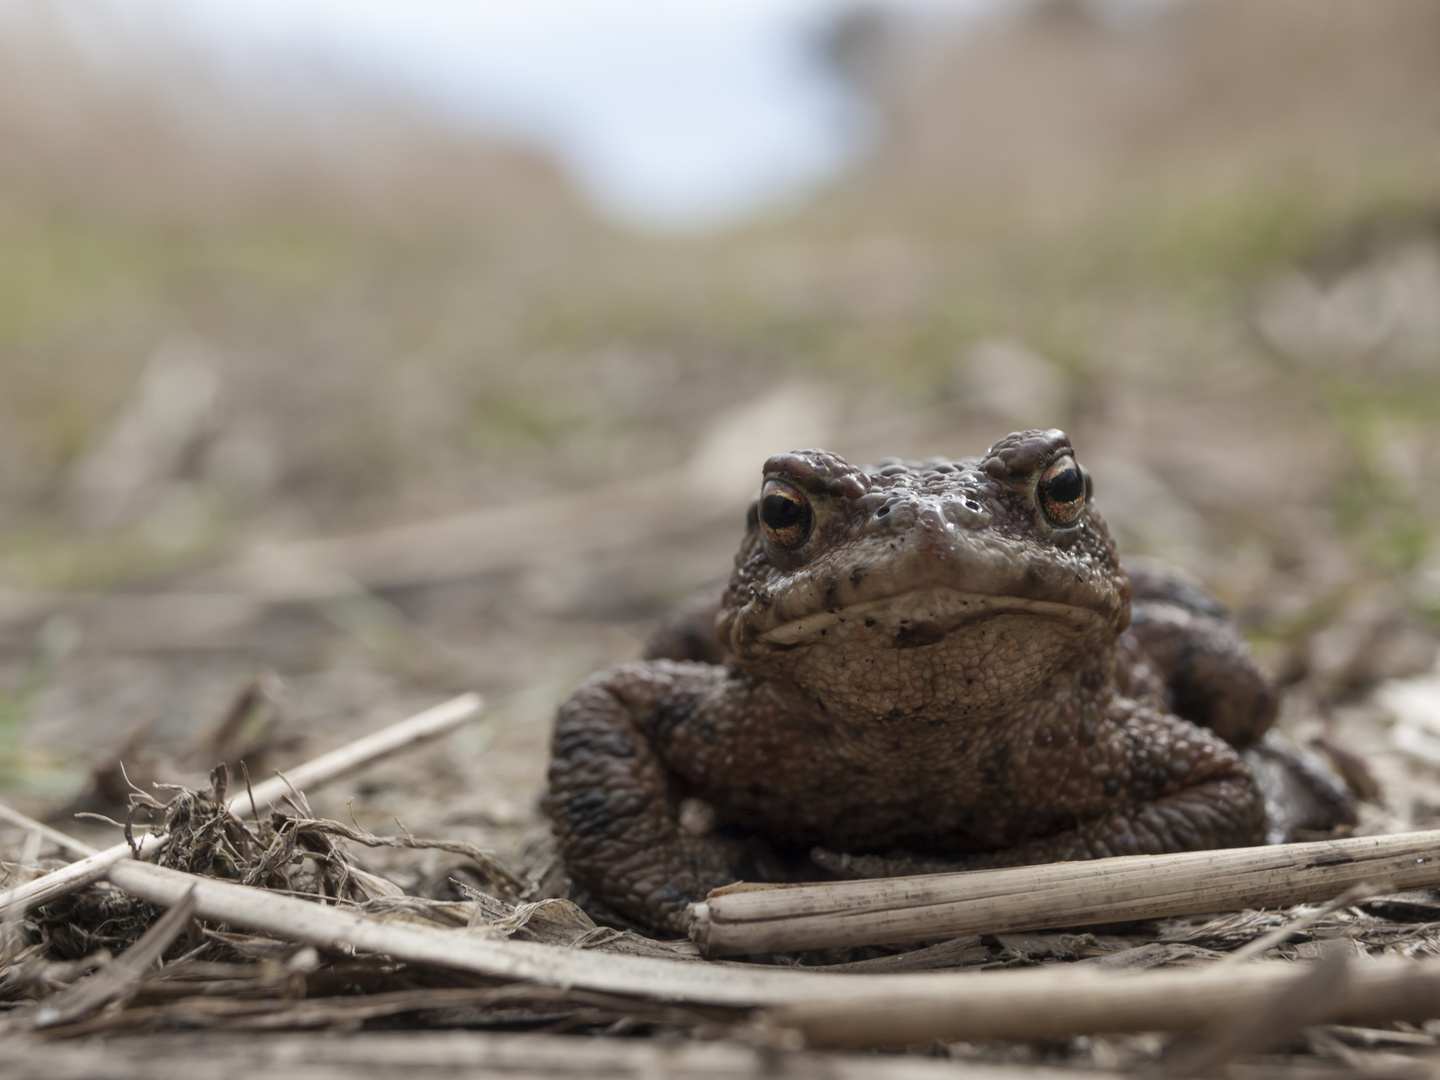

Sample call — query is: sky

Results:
[169,0,1004,227]
[16,0,1188,227]
[24,0,1019,228]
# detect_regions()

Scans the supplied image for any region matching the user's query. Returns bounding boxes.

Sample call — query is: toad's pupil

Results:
[1042,464,1083,504]
[762,493,808,534]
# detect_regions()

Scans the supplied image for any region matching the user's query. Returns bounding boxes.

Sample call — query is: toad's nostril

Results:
[944,496,991,528]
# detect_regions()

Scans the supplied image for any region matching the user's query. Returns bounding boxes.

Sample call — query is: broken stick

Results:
[96,859,1440,1042]
[689,830,1440,955]
[0,692,482,919]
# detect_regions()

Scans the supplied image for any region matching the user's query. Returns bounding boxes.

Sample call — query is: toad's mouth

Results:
[753,587,1109,649]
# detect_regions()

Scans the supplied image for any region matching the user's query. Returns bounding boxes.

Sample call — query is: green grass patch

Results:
[1321,377,1439,573]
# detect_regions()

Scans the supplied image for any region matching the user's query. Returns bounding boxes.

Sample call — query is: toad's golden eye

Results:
[1037,456,1086,527]
[759,481,813,549]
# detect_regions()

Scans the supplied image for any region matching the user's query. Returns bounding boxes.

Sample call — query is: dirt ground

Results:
[3,1,1440,1073]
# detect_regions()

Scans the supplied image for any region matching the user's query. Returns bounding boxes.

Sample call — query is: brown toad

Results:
[546,429,1352,935]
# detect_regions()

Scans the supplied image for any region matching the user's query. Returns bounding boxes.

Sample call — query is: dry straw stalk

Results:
[767,950,1440,1048]
[100,858,1440,1046]
[689,830,1440,955]
[0,692,481,919]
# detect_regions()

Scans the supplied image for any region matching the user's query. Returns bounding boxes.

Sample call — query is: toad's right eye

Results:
[759,481,813,549]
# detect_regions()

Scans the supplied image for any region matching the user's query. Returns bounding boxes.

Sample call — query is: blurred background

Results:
[2,0,1440,869]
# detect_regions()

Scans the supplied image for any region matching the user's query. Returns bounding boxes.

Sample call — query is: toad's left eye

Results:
[1037,456,1086,527]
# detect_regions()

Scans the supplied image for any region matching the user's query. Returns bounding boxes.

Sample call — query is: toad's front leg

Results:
[545,660,747,935]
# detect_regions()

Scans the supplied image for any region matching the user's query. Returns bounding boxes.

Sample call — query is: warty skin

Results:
[547,429,1298,934]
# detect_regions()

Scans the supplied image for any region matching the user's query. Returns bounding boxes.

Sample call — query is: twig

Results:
[224,693,482,818]
[104,859,783,1005]
[766,956,1440,1048]
[240,760,260,829]
[97,859,1440,1041]
[0,693,482,920]
[688,831,1440,956]
[37,983,719,1039]
[12,828,40,885]
[0,803,98,859]
[285,816,525,894]
[204,471,720,600]
[1152,948,1352,1077]
[191,674,268,765]
[0,829,41,965]
[0,1028,1077,1080]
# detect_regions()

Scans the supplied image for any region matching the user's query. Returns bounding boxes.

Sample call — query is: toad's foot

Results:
[1244,731,1359,843]
[545,661,747,936]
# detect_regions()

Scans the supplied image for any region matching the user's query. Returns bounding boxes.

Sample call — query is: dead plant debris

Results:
[6,764,1440,1080]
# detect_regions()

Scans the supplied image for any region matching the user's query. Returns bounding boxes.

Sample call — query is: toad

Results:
[546,429,1353,935]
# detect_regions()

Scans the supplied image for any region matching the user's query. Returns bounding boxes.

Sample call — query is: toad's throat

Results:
[755,587,1106,648]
